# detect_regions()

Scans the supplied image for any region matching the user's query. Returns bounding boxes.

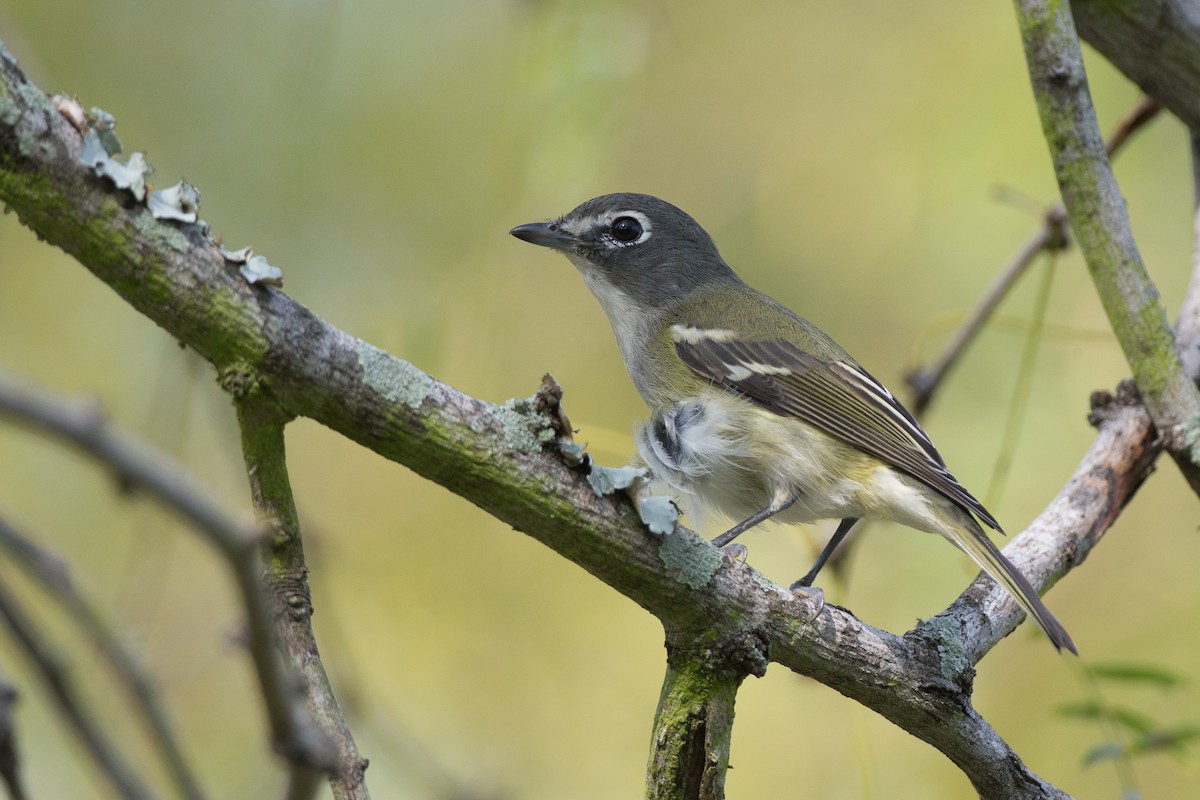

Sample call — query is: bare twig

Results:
[0,370,337,782]
[0,516,204,800]
[1104,97,1162,155]
[0,576,154,800]
[1175,131,1200,376]
[907,214,1067,415]
[0,669,26,800]
[906,97,1161,415]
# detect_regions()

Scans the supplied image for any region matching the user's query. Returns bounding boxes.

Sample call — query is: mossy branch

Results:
[235,398,369,800]
[646,639,752,800]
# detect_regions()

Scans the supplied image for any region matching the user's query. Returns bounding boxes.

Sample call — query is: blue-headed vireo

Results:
[510,193,1075,653]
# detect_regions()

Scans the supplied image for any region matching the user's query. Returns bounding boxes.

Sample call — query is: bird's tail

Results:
[945,516,1077,654]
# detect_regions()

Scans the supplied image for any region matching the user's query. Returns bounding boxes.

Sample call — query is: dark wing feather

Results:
[674,335,1001,532]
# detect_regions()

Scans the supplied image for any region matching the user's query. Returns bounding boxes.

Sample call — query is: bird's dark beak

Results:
[509,221,576,251]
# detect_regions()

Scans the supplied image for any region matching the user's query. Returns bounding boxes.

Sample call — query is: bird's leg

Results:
[710,494,799,549]
[790,517,859,589]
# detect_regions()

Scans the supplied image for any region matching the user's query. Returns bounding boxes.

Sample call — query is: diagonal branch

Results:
[1073,0,1200,131]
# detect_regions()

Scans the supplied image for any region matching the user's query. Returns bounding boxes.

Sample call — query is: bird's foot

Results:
[721,543,749,564]
[789,583,825,620]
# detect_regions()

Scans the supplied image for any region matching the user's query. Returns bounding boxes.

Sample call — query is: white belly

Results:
[634,392,943,534]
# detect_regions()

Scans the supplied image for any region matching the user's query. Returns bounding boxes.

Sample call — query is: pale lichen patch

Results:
[491,396,554,453]
[658,531,721,589]
[356,341,433,411]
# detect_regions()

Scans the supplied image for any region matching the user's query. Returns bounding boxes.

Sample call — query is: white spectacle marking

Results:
[561,212,608,237]
[562,208,654,247]
[671,324,740,344]
[724,362,793,381]
[606,209,653,247]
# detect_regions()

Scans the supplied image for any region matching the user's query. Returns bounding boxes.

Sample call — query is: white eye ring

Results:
[605,210,653,247]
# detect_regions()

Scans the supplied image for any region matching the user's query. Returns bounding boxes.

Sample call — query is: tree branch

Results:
[1074,0,1200,131]
[1175,131,1200,376]
[0,668,27,800]
[646,633,758,800]
[235,398,369,799]
[1014,0,1200,493]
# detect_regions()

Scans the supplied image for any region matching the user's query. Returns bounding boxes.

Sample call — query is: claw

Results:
[721,543,749,564]
[789,584,825,621]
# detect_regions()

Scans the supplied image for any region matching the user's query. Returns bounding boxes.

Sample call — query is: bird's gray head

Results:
[510,193,740,310]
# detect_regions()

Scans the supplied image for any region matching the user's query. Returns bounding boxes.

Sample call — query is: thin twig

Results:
[0,515,204,800]
[0,373,257,554]
[0,668,26,800]
[1175,131,1200,376]
[235,398,365,799]
[906,216,1066,415]
[0,370,337,782]
[1104,97,1162,155]
[984,255,1059,508]
[905,97,1162,415]
[0,574,155,800]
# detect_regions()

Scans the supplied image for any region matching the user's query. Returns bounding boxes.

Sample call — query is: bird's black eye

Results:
[610,216,643,243]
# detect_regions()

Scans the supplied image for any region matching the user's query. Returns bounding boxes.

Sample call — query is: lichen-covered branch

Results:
[1014,0,1200,493]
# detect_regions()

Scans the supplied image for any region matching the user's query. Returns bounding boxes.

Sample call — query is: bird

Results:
[510,192,1076,653]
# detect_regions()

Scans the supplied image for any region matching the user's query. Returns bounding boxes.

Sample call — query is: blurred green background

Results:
[1,1,1198,798]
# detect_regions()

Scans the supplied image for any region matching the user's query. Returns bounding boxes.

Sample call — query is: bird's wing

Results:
[672,328,1000,531]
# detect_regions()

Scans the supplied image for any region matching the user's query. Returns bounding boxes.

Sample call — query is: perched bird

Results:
[510,193,1075,653]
